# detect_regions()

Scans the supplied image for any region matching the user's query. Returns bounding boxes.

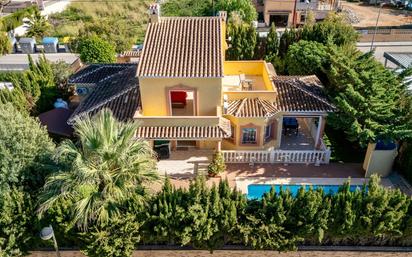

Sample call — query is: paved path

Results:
[356,41,412,68]
[14,0,71,36]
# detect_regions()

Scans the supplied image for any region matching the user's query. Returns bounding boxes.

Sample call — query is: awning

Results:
[135,117,231,140]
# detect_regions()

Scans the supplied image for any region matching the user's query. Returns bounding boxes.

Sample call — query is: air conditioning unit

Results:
[76,87,89,95]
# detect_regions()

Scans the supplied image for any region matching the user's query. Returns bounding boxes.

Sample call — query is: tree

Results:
[51,60,74,99]
[0,103,55,192]
[265,23,279,58]
[301,12,358,46]
[278,28,300,58]
[324,46,412,146]
[226,16,257,60]
[28,54,57,113]
[207,151,226,177]
[0,103,55,256]
[285,40,327,75]
[77,35,116,63]
[0,32,11,55]
[215,0,257,23]
[38,110,159,230]
[23,7,51,40]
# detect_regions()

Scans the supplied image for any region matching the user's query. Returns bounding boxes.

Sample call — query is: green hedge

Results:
[36,175,412,256]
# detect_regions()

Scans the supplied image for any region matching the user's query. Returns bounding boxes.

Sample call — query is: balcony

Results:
[223,61,276,92]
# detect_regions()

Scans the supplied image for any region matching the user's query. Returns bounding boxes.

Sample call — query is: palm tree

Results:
[38,110,159,230]
[23,8,51,40]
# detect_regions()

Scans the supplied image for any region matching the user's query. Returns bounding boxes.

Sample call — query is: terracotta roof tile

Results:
[273,75,335,113]
[136,117,231,139]
[137,17,223,78]
[227,98,278,117]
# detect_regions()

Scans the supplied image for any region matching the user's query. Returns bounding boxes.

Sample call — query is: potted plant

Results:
[207,151,226,177]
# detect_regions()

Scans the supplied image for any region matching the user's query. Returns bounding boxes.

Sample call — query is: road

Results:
[357,41,412,68]
[13,0,71,36]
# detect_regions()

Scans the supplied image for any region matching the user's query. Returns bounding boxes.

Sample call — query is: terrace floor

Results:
[280,118,316,150]
[163,161,369,191]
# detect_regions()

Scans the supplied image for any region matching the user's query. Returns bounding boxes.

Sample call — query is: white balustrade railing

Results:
[222,148,331,164]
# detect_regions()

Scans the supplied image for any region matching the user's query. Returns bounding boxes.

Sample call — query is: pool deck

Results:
[235,177,395,195]
[163,162,395,194]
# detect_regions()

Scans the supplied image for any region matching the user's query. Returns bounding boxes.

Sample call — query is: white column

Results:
[315,116,323,149]
[217,141,222,151]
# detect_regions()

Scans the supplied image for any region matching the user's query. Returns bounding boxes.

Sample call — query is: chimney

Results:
[218,11,227,22]
[149,3,160,23]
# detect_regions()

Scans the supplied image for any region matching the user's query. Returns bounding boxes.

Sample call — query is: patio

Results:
[280,117,318,150]
[164,162,369,190]
[157,149,213,177]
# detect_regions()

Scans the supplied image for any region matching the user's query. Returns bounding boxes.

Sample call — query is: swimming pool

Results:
[247,184,365,199]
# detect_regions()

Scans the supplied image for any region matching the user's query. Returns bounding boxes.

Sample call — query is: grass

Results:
[49,0,151,51]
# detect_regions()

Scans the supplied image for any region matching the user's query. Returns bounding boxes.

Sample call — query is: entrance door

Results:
[269,14,289,27]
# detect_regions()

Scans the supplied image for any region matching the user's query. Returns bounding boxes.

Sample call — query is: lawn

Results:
[48,0,151,52]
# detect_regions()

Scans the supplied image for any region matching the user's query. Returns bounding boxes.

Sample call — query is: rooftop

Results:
[273,75,335,113]
[0,53,79,71]
[137,16,224,78]
[69,63,136,84]
[68,64,140,124]
[383,52,412,69]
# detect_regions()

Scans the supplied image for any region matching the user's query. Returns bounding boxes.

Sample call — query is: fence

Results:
[222,148,331,165]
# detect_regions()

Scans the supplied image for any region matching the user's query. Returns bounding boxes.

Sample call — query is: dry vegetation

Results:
[49,0,151,51]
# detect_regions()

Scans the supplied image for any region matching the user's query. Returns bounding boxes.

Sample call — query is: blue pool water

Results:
[247,184,365,199]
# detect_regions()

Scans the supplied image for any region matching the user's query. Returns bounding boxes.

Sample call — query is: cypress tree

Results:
[266,22,279,58]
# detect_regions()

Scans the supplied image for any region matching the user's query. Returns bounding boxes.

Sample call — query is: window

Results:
[264,123,273,143]
[258,12,264,22]
[242,128,257,144]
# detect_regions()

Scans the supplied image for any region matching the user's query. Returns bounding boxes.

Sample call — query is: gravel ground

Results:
[341,1,412,27]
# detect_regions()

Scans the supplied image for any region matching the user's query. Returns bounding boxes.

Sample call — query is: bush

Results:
[77,35,116,63]
[0,103,55,255]
[285,40,327,75]
[208,151,226,176]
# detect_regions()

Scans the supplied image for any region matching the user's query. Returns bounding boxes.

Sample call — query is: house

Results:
[253,0,339,27]
[67,4,334,165]
[0,53,81,72]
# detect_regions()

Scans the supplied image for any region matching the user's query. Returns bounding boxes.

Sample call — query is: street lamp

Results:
[305,0,310,24]
[370,2,386,51]
[40,225,61,257]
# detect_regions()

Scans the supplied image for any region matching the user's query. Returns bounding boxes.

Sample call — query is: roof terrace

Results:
[223,61,276,92]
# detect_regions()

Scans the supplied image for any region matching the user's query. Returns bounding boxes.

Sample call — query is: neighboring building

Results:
[253,0,339,27]
[0,53,81,72]
[68,4,335,165]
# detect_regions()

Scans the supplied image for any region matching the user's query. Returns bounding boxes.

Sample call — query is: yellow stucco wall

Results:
[223,61,274,91]
[222,115,282,150]
[139,77,223,116]
[363,143,397,178]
